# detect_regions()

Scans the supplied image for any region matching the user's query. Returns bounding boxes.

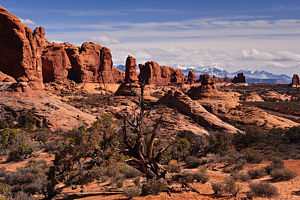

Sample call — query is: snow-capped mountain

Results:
[181,66,228,78]
[228,70,291,84]
[114,65,291,84]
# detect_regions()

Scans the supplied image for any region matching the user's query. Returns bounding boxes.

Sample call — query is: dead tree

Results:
[122,83,171,179]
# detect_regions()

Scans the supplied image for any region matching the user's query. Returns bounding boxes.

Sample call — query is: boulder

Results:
[232,73,246,83]
[159,90,240,134]
[292,74,300,87]
[0,71,16,82]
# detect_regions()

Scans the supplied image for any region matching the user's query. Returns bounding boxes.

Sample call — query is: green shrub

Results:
[166,138,190,161]
[244,149,264,163]
[141,179,168,196]
[247,168,266,179]
[270,168,296,182]
[7,132,34,161]
[17,110,38,130]
[248,182,278,198]
[206,132,233,154]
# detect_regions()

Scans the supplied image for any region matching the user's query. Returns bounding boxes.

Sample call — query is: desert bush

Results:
[7,131,35,162]
[270,168,296,182]
[141,179,168,196]
[31,128,51,145]
[185,156,207,169]
[121,165,142,179]
[224,178,242,197]
[233,128,264,148]
[285,126,300,143]
[13,191,34,200]
[265,158,284,175]
[3,160,48,198]
[133,177,141,186]
[231,172,251,182]
[248,182,278,198]
[177,168,209,184]
[0,182,12,199]
[206,132,233,154]
[177,130,207,157]
[211,181,225,196]
[0,112,14,129]
[123,186,141,199]
[0,128,35,161]
[244,149,264,163]
[247,168,266,179]
[234,159,246,171]
[46,115,126,199]
[165,164,181,173]
[193,170,210,184]
[17,110,38,130]
[165,137,190,161]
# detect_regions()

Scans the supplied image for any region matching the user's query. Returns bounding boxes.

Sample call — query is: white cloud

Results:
[89,36,120,45]
[44,16,300,75]
[19,18,36,25]
[241,49,274,60]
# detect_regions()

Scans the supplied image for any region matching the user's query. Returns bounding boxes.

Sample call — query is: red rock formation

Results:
[292,74,300,87]
[124,55,138,83]
[188,74,218,99]
[41,43,72,83]
[185,71,197,84]
[232,73,246,83]
[159,90,240,133]
[171,69,184,84]
[112,68,125,83]
[115,55,140,96]
[64,42,115,83]
[0,71,16,82]
[0,6,45,89]
[224,76,232,83]
[139,61,184,85]
[33,27,51,56]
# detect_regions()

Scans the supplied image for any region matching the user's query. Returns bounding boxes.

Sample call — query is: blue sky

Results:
[1,0,300,75]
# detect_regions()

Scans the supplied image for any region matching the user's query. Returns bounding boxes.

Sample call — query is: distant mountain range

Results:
[115,65,291,84]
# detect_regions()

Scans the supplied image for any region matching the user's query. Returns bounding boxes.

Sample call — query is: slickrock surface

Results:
[159,90,241,134]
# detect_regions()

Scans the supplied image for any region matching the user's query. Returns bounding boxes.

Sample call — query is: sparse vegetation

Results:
[270,168,296,182]
[247,168,266,179]
[141,179,169,196]
[211,181,225,196]
[231,172,251,182]
[224,178,242,197]
[248,182,278,198]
